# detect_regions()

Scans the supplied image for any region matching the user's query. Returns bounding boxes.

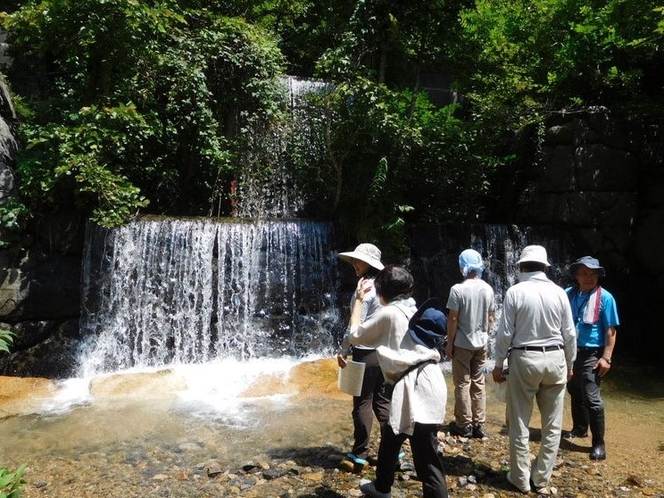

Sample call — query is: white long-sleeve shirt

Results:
[350,299,446,435]
[495,271,577,369]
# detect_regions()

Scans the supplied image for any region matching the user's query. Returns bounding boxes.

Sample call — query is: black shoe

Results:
[449,421,473,438]
[590,444,606,460]
[472,423,487,438]
[562,429,588,439]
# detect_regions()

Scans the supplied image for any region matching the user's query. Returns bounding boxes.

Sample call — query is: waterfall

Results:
[0,75,17,203]
[235,76,331,219]
[78,217,340,377]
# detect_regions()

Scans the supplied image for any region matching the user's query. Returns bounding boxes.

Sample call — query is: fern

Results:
[0,330,14,354]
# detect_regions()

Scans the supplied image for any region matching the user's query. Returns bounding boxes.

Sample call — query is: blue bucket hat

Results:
[408,298,447,349]
[570,256,605,277]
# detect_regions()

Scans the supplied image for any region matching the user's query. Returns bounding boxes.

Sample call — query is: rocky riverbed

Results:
[1,358,663,498]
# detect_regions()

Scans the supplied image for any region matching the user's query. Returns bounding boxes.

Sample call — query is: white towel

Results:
[582,286,602,324]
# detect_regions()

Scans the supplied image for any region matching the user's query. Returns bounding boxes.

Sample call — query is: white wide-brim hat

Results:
[516,245,551,267]
[338,243,384,270]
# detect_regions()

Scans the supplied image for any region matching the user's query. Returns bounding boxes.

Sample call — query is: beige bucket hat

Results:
[516,245,551,267]
[338,243,384,270]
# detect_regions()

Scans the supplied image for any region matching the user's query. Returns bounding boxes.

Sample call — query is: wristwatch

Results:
[601,356,612,364]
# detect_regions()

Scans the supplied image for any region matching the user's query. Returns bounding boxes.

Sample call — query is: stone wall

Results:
[509,109,664,360]
[0,214,85,378]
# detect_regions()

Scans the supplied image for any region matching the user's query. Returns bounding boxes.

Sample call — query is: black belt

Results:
[512,344,562,352]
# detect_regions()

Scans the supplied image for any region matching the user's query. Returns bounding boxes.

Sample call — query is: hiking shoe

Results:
[449,421,473,438]
[359,479,392,498]
[472,423,488,438]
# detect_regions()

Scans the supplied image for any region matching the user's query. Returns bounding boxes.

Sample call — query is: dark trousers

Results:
[351,348,390,459]
[567,347,604,432]
[374,422,448,498]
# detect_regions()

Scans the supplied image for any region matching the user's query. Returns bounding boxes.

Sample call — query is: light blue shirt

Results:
[566,286,620,348]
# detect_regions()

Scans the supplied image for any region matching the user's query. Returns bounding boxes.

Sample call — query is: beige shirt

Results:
[350,299,447,435]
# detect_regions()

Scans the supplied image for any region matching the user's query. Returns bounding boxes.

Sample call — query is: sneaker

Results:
[449,421,473,438]
[359,479,392,498]
[472,423,488,438]
[346,453,369,465]
[340,453,368,473]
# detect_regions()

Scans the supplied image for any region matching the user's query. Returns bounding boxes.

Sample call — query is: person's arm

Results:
[595,326,616,377]
[560,293,576,381]
[445,310,458,359]
[492,291,514,383]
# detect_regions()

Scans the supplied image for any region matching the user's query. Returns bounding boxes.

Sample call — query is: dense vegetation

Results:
[1,0,662,253]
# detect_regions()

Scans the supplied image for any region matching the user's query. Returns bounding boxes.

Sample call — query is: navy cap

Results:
[408,298,447,349]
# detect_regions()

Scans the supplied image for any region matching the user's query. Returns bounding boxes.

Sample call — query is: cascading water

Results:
[234,76,331,218]
[78,217,340,378]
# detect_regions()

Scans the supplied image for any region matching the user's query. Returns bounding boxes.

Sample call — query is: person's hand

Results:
[337,353,347,368]
[567,368,574,381]
[492,366,506,383]
[594,357,611,377]
[445,342,454,359]
[355,277,373,303]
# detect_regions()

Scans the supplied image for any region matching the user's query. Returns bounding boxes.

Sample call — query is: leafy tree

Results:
[1,1,286,227]
[455,0,664,128]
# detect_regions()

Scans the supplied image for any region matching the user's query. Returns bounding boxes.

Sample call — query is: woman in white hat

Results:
[337,243,389,471]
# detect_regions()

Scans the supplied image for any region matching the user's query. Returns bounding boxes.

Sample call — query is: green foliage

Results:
[456,0,664,128]
[17,103,151,227]
[0,329,15,354]
[315,0,457,86]
[1,0,661,249]
[2,1,286,226]
[0,200,29,248]
[0,463,26,498]
[292,76,499,253]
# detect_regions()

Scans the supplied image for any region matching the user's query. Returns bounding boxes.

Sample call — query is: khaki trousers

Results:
[507,348,566,491]
[451,346,487,427]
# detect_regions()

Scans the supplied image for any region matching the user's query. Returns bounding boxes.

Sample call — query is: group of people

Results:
[336,243,620,498]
